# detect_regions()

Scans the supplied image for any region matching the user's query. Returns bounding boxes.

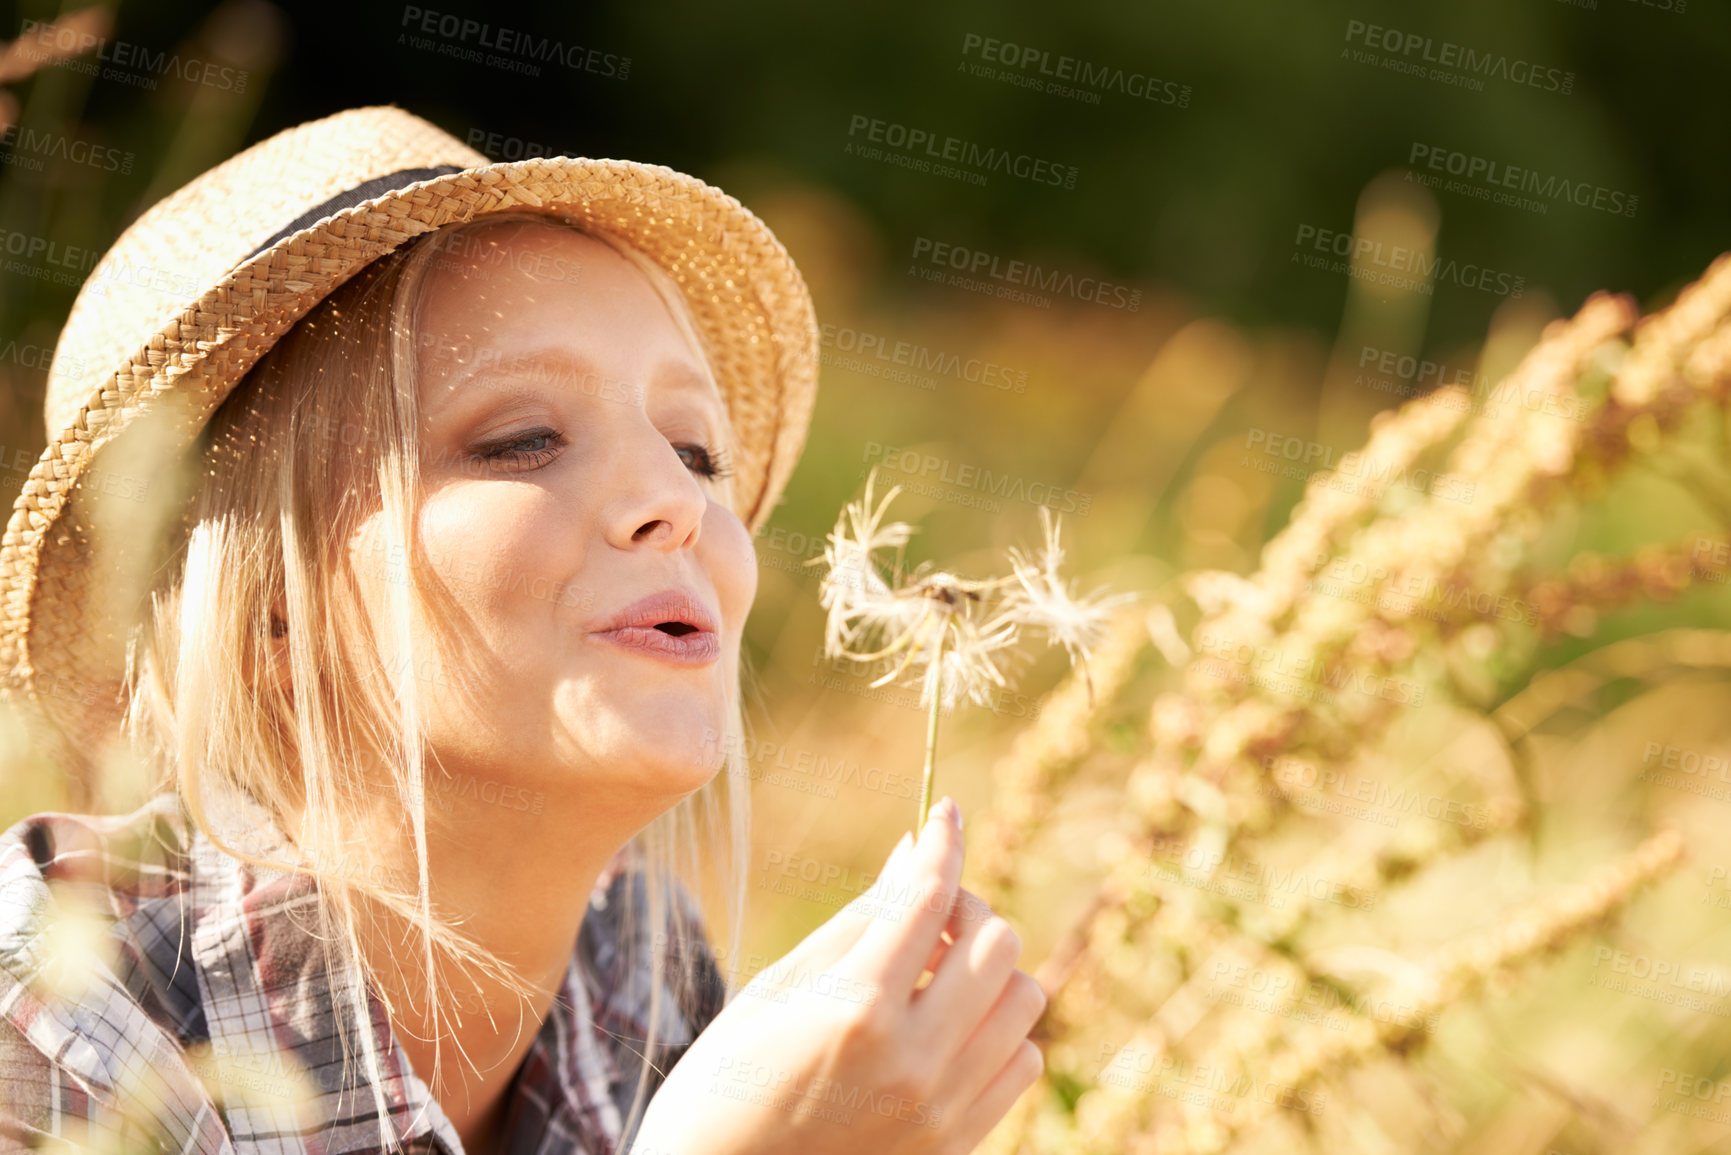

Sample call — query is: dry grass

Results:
[968,254,1731,1154]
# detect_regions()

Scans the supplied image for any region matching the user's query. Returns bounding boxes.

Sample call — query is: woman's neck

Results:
[304,785,660,1153]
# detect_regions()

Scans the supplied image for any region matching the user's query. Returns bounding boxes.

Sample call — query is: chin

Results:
[541,664,735,798]
[620,697,732,792]
[630,740,727,802]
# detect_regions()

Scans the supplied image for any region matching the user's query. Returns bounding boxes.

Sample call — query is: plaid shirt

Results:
[0,789,727,1155]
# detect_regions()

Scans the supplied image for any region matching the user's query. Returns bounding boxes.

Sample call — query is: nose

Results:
[605,415,707,553]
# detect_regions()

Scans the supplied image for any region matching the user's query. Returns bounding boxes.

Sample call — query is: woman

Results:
[0,107,1045,1155]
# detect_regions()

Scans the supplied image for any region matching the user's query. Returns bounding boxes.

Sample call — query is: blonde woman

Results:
[0,108,1045,1155]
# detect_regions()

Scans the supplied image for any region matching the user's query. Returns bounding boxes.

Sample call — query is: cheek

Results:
[704,504,758,629]
[416,483,579,625]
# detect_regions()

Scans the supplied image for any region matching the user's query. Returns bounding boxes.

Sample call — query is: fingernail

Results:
[950,798,963,831]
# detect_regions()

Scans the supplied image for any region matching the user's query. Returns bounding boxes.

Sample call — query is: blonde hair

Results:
[120,209,753,1150]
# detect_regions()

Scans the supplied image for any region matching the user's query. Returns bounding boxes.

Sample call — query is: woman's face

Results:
[348,220,755,823]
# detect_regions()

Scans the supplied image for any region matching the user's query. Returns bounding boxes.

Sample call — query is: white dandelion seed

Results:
[998,507,1140,707]
[921,600,1020,711]
[810,468,1130,829]
[811,468,922,655]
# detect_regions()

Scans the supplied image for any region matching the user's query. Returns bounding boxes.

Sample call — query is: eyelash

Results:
[680,442,735,480]
[476,427,734,480]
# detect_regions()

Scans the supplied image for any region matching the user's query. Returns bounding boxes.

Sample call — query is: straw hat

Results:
[0,104,819,789]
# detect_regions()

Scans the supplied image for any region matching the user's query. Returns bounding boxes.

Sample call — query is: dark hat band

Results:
[244,164,466,262]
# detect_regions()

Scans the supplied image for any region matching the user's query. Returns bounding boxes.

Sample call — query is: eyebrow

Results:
[424,346,720,423]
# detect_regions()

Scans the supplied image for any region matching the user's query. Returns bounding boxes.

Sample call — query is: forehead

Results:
[420,347,722,419]
[411,220,727,419]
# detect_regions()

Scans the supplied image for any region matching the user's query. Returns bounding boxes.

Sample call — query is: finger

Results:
[910,884,980,990]
[915,926,957,990]
[911,888,1021,1051]
[949,1038,1045,1152]
[914,882,984,987]
[843,796,965,998]
[937,969,1048,1107]
[794,830,917,966]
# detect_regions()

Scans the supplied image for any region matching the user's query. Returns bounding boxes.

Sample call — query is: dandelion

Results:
[808,466,1133,830]
[1000,506,1141,709]
[812,467,921,656]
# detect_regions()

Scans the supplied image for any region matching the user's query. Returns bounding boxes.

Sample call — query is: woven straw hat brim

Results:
[0,105,818,788]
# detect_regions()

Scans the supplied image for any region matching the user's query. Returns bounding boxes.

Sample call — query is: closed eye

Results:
[676,443,733,481]
[473,431,731,483]
[474,428,565,469]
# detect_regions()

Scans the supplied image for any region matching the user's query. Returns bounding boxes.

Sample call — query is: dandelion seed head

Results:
[813,472,1124,726]
[1002,508,1138,673]
[923,609,1021,710]
[815,467,925,657]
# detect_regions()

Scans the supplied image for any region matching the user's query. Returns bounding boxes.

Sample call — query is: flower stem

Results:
[917,624,947,831]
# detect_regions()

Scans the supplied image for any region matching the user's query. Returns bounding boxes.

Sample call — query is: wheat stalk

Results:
[979,250,1731,1153]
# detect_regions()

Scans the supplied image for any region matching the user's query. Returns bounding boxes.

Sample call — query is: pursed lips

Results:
[589,586,721,666]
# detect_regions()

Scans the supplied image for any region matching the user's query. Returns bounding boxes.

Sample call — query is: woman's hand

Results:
[632,796,1046,1155]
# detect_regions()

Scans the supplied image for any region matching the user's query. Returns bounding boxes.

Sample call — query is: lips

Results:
[590,587,721,666]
